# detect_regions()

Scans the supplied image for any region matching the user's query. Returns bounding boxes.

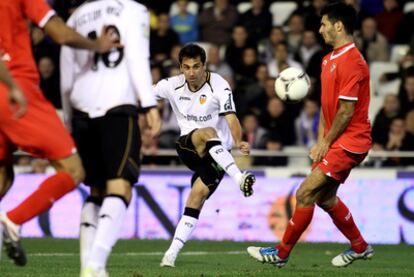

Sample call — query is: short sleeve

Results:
[23,0,55,28]
[338,62,363,101]
[217,86,236,115]
[153,79,171,100]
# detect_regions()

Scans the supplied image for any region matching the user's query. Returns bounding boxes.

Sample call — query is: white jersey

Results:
[154,72,236,150]
[60,0,156,120]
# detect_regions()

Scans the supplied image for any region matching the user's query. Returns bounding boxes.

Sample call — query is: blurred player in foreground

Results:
[60,0,160,276]
[0,0,118,266]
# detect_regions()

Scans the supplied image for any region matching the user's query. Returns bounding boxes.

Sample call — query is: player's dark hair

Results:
[178,43,206,65]
[320,2,357,35]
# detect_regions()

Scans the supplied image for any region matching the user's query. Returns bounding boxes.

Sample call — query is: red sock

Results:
[276,206,314,259]
[327,198,368,253]
[7,172,76,225]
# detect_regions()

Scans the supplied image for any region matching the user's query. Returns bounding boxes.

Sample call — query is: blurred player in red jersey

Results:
[0,0,119,266]
[247,2,374,268]
[0,60,27,118]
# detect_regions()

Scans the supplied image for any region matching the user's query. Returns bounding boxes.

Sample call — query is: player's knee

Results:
[52,154,85,185]
[62,163,85,186]
[202,127,218,141]
[317,197,337,211]
[296,187,315,207]
[106,179,132,203]
[73,164,85,185]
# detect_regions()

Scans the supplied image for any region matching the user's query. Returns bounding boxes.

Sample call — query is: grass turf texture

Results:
[1,239,413,276]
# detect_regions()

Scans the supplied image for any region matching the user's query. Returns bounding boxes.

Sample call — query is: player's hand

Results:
[145,107,161,138]
[309,139,329,163]
[8,85,27,118]
[237,141,250,155]
[95,26,123,53]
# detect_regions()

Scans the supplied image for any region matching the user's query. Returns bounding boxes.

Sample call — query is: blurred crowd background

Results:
[19,0,414,171]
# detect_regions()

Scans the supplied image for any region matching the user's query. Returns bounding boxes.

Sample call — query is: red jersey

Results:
[320,42,372,153]
[0,0,55,83]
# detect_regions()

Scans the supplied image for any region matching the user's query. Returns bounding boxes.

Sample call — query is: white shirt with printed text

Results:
[154,72,236,150]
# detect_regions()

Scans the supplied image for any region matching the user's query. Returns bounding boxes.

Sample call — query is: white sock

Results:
[166,215,198,256]
[207,139,242,184]
[86,196,127,270]
[80,200,100,270]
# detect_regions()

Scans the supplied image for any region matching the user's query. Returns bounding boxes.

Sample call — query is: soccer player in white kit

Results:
[154,44,256,267]
[60,1,160,276]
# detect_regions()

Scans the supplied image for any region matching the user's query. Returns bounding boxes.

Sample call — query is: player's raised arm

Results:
[0,60,27,117]
[43,16,120,53]
[22,0,120,53]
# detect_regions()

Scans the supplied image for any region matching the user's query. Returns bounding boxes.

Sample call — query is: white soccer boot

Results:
[160,251,177,267]
[331,245,374,267]
[247,246,288,268]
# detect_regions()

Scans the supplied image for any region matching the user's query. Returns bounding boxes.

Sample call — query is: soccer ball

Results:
[275,67,310,103]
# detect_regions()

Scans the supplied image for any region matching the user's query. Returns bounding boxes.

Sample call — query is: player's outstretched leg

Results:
[247,246,288,268]
[206,139,256,197]
[0,212,26,266]
[331,245,374,267]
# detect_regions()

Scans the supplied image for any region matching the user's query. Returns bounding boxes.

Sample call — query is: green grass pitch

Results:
[1,238,413,276]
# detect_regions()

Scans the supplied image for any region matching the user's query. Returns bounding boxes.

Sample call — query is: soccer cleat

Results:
[247,246,288,268]
[80,267,109,277]
[0,212,26,266]
[160,252,177,267]
[239,172,256,197]
[331,245,374,267]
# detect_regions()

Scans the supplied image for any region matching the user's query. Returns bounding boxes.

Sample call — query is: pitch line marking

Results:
[29,251,245,257]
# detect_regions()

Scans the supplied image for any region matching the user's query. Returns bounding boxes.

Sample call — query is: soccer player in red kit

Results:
[0,0,119,266]
[247,2,374,268]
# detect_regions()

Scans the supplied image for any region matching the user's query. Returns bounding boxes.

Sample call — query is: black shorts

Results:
[176,129,225,197]
[71,105,141,187]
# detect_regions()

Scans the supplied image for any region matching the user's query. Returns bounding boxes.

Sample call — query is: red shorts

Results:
[312,146,367,183]
[0,79,76,164]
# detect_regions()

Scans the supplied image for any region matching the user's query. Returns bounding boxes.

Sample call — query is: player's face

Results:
[180,57,206,87]
[319,15,336,46]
